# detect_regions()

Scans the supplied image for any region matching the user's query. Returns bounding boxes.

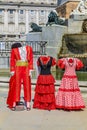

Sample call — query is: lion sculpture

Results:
[29,22,42,32]
[46,11,65,26]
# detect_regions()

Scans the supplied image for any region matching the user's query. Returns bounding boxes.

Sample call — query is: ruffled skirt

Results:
[33,75,56,110]
[56,75,85,110]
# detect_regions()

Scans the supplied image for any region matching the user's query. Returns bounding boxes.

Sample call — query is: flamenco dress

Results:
[56,58,85,110]
[33,56,56,110]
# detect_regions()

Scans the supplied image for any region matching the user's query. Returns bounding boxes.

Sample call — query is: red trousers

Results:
[15,66,31,102]
[7,66,31,108]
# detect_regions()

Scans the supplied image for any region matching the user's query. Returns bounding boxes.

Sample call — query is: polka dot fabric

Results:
[56,58,85,110]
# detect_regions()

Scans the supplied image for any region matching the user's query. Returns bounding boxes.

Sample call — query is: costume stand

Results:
[56,58,85,110]
[7,44,33,110]
[33,56,56,110]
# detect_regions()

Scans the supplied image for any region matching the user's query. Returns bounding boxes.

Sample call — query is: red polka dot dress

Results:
[33,56,56,110]
[56,58,85,110]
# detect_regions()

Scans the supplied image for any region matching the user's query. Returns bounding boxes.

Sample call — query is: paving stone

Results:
[0,77,87,130]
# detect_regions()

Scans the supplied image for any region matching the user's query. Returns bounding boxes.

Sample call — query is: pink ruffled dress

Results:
[56,58,85,110]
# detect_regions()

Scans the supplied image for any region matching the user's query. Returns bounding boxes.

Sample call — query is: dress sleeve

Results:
[76,58,84,70]
[57,58,65,69]
[52,57,56,66]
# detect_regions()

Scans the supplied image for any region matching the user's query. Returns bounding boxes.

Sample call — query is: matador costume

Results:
[7,44,33,108]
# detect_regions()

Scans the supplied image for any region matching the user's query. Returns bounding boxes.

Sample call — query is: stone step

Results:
[0,77,87,93]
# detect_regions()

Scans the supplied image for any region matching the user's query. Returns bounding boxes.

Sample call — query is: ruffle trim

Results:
[35,85,55,93]
[63,75,77,78]
[34,93,55,103]
[33,92,56,110]
[59,88,80,92]
[37,75,55,84]
[56,105,85,110]
[33,100,56,110]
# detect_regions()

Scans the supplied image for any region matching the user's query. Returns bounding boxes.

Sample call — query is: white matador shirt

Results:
[18,46,27,61]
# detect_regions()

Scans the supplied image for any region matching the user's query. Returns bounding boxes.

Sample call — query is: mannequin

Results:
[56,57,85,110]
[7,43,33,111]
[33,55,56,110]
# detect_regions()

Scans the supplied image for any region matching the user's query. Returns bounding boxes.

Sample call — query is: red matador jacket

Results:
[7,45,33,108]
[10,45,33,72]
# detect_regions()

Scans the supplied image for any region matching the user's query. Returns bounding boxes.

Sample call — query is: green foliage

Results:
[0,69,10,77]
[56,68,87,81]
[76,71,87,81]
[0,68,87,81]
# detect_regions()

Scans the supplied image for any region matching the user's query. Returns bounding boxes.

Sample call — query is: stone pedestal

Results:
[68,14,87,33]
[26,32,42,41]
[42,25,67,58]
[27,25,67,59]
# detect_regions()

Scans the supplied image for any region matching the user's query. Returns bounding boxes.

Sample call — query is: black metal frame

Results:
[0,41,47,57]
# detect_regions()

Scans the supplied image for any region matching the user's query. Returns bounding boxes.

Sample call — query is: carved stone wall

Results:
[0,0,57,4]
[56,1,79,18]
[0,0,57,41]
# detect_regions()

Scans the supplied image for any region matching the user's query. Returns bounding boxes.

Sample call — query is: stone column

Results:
[15,9,19,32]
[36,9,39,25]
[45,10,49,23]
[4,9,8,32]
[46,0,49,3]
[25,9,29,34]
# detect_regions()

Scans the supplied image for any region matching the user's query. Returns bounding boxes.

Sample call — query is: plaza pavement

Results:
[0,77,87,130]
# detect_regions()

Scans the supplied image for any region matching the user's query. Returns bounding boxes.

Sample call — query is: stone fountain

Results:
[57,1,87,79]
[58,32,87,68]
[58,0,87,68]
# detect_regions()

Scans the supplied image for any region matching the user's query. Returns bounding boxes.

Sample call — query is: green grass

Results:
[56,68,87,81]
[0,69,10,77]
[0,68,87,81]
[76,71,87,81]
[0,69,38,79]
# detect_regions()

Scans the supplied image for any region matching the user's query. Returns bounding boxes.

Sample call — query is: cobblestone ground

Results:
[0,87,87,130]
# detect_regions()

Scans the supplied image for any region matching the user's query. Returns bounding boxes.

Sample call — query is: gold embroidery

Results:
[16,60,28,66]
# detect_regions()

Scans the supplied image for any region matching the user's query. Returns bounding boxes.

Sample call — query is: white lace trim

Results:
[18,46,27,61]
